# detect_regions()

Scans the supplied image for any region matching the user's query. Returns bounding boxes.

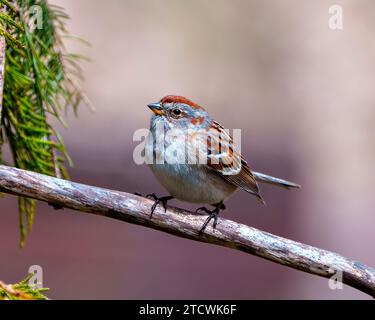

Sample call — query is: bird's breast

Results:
[148,163,237,204]
[145,126,237,204]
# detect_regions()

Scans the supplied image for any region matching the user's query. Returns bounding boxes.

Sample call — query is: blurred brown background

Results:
[1,0,375,299]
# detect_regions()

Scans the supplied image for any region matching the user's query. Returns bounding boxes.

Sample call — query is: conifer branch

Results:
[0,1,88,245]
[0,275,48,300]
[0,164,374,298]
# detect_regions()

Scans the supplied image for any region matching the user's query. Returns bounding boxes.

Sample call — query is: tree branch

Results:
[0,164,374,298]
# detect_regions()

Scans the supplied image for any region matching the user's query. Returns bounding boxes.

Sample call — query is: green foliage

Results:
[0,275,49,300]
[0,0,87,246]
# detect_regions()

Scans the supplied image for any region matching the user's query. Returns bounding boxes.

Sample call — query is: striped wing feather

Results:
[189,121,264,203]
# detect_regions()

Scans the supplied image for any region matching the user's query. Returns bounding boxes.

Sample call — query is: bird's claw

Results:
[199,209,220,234]
[197,202,225,234]
[196,207,212,215]
[150,195,174,218]
[146,193,158,201]
[134,192,158,200]
[134,192,173,218]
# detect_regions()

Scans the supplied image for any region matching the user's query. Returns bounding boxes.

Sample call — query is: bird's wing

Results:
[188,121,264,203]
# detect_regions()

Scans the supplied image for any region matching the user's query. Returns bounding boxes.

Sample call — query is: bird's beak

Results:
[147,102,163,116]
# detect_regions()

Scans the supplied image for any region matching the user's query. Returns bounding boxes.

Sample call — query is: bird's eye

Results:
[172,108,182,116]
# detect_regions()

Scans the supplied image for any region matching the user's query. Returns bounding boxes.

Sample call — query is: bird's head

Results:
[147,95,210,130]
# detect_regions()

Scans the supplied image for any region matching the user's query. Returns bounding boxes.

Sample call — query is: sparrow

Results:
[144,95,300,233]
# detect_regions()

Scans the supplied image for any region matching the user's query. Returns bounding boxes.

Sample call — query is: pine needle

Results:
[0,0,88,246]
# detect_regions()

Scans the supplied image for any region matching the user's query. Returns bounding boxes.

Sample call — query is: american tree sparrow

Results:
[144,95,300,232]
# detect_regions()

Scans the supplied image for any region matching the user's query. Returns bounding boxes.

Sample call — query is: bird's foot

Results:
[150,195,174,218]
[196,202,226,233]
[134,192,174,218]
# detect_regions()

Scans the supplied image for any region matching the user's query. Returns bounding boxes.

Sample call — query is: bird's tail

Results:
[252,172,301,189]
